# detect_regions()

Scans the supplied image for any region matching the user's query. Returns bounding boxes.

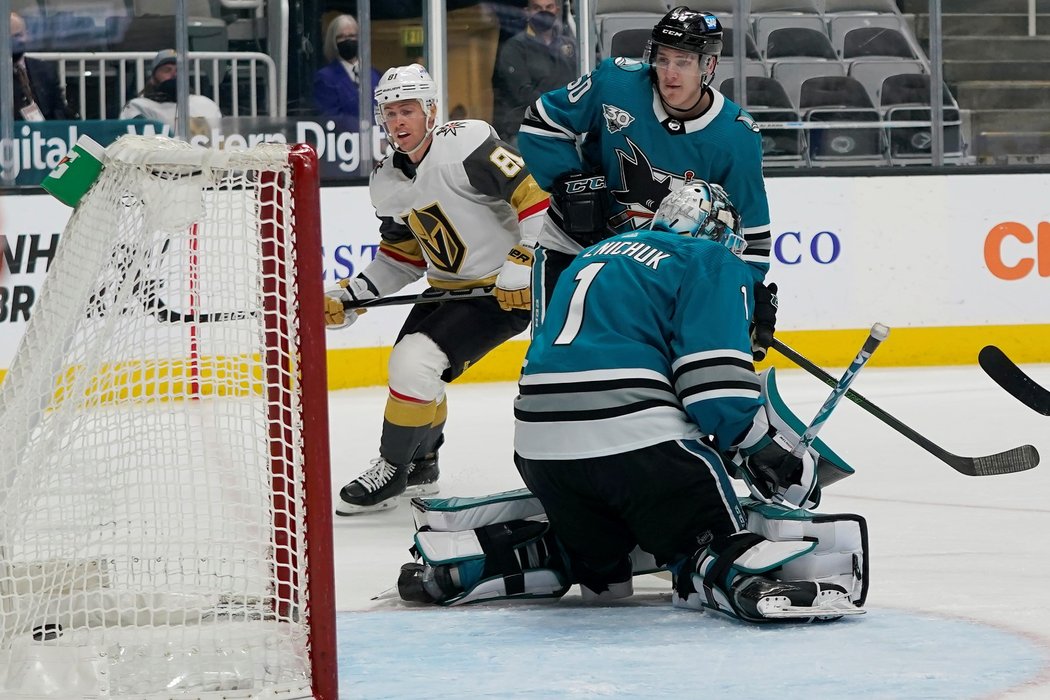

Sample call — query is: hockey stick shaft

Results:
[342,285,495,310]
[792,323,890,458]
[978,345,1050,416]
[772,338,1039,476]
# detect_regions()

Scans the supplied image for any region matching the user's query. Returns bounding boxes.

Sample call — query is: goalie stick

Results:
[978,345,1050,417]
[792,322,889,458]
[342,285,496,310]
[771,338,1039,476]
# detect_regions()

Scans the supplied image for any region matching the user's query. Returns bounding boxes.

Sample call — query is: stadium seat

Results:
[829,14,913,58]
[842,27,916,60]
[754,15,827,54]
[772,58,846,108]
[721,27,762,60]
[597,13,664,60]
[714,60,768,95]
[800,75,885,162]
[764,27,838,61]
[824,0,900,13]
[751,0,823,13]
[132,0,228,52]
[880,73,963,161]
[721,76,804,161]
[594,0,670,13]
[610,28,651,60]
[693,0,739,12]
[849,58,924,106]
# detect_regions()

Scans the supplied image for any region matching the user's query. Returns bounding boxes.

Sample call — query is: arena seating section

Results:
[596,0,964,165]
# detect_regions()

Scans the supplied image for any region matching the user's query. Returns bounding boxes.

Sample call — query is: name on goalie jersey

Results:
[582,239,671,269]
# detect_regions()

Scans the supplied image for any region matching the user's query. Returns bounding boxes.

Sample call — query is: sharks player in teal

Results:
[514,6,778,360]
[511,181,862,621]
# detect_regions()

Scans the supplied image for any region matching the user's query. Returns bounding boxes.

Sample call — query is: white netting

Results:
[0,136,321,698]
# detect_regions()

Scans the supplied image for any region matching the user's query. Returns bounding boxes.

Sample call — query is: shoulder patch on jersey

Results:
[436,121,469,137]
[602,104,635,134]
[736,110,759,133]
[613,56,646,71]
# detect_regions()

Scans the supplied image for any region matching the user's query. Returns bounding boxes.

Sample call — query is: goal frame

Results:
[0,140,338,699]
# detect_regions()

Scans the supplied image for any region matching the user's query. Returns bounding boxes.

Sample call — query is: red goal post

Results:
[0,136,337,699]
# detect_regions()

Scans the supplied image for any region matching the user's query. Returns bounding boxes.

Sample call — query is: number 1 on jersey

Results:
[553,262,604,345]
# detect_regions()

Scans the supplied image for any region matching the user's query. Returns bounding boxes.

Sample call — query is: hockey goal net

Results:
[0,136,336,699]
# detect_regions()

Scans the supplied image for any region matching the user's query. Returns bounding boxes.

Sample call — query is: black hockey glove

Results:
[750,282,778,361]
[740,437,805,502]
[549,171,610,247]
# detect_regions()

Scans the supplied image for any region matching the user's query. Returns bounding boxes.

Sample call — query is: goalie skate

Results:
[736,578,865,621]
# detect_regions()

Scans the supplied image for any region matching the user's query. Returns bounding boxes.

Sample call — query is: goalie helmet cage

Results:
[0,136,337,699]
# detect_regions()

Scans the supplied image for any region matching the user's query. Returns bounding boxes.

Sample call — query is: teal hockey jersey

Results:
[518,57,770,280]
[514,229,762,460]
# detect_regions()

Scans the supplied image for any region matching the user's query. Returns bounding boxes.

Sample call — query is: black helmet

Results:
[648,7,723,57]
[644,7,723,91]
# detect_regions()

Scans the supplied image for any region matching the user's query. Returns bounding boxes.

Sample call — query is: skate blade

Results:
[757,593,865,619]
[335,499,400,516]
[404,483,440,497]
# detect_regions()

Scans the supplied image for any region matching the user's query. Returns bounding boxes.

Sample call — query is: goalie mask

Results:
[644,7,723,91]
[374,64,440,155]
[650,181,745,256]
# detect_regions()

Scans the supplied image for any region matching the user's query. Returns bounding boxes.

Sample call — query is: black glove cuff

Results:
[550,171,609,247]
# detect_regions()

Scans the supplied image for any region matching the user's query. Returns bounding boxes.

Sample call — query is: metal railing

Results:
[25,50,281,119]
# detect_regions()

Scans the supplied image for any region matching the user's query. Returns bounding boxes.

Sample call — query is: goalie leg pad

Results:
[410,488,546,531]
[403,519,570,605]
[405,488,661,604]
[673,531,864,623]
[744,498,869,606]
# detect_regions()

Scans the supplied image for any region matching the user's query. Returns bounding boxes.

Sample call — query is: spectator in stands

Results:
[313,14,382,132]
[9,12,78,121]
[491,0,577,145]
[119,49,223,141]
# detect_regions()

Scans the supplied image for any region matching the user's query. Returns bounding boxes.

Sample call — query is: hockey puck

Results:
[31,623,62,641]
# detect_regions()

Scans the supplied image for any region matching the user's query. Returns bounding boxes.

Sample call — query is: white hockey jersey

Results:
[369,119,549,289]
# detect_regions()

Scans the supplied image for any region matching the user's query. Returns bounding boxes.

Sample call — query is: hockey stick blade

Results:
[978,345,1050,416]
[343,285,495,310]
[772,339,1039,476]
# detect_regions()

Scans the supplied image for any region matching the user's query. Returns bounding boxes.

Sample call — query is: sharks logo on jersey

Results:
[607,138,693,231]
[405,202,468,273]
[603,104,635,134]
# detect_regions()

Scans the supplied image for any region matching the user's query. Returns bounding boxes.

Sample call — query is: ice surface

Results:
[329,363,1050,699]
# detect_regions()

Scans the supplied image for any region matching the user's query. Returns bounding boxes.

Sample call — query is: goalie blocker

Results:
[397,489,867,623]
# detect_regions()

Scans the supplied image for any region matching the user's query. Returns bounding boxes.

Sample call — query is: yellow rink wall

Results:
[324,324,1050,389]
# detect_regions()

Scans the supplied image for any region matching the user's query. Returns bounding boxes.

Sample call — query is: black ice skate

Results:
[732,577,864,622]
[336,458,409,515]
[405,449,440,497]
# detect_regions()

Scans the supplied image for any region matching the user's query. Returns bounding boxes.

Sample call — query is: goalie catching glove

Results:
[495,242,536,311]
[323,275,378,329]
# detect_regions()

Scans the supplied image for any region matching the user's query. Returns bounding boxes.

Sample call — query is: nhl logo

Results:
[667,119,682,132]
[603,104,635,134]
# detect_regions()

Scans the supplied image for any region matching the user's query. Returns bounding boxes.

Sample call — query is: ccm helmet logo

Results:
[565,176,606,193]
[662,30,684,37]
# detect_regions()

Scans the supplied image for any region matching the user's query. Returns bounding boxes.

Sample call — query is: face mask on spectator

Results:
[12,39,26,63]
[529,11,559,33]
[158,78,177,102]
[337,39,358,61]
